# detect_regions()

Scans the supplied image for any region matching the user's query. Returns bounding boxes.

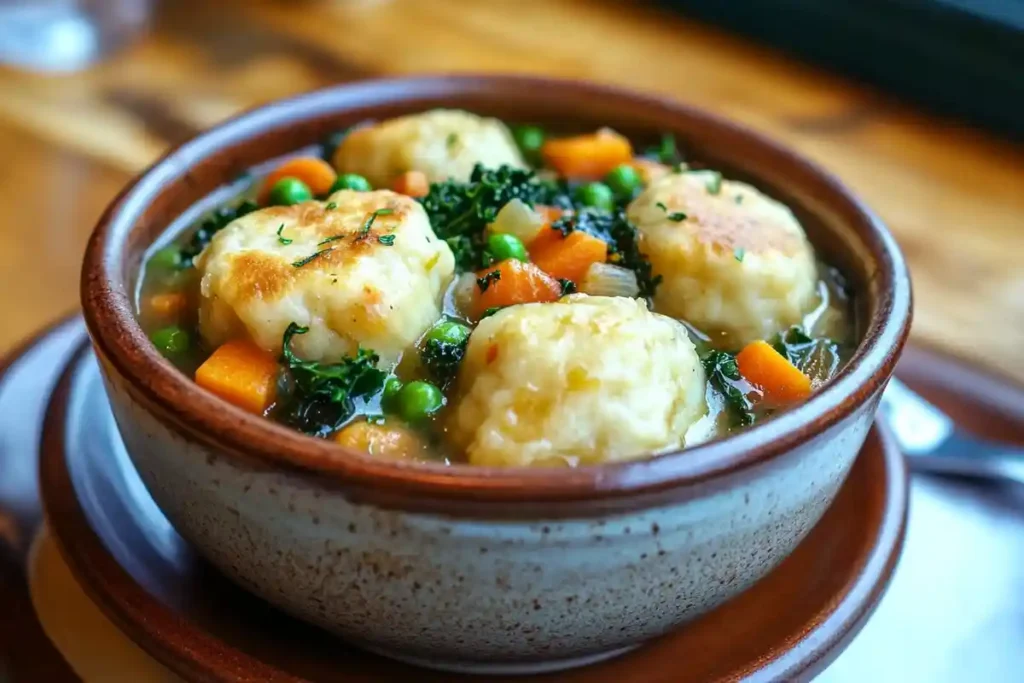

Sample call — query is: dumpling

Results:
[332,109,527,187]
[194,189,455,367]
[446,295,706,467]
[628,171,819,345]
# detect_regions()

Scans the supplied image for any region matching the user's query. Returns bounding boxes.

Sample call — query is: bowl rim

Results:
[81,74,912,510]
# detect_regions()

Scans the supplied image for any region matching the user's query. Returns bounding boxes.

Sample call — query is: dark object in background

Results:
[660,0,1024,140]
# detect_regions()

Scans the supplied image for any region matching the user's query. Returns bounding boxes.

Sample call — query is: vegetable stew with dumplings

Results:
[137,109,855,467]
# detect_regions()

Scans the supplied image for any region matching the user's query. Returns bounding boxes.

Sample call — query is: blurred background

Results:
[0,0,1021,384]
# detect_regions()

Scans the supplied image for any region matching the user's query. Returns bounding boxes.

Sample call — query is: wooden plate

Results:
[36,335,907,683]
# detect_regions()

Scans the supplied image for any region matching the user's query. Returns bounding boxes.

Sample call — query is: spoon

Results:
[879,377,1024,484]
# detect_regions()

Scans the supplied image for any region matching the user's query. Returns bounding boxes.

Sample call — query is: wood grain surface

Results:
[0,0,1021,379]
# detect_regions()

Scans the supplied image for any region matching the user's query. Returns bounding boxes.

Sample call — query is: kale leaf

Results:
[421,336,468,387]
[772,325,843,382]
[702,350,755,427]
[276,323,387,436]
[180,199,259,266]
[419,164,571,270]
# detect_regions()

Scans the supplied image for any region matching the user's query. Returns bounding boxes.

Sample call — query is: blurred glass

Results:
[0,0,153,72]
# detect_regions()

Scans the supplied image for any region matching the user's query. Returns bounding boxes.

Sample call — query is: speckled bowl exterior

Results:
[82,76,911,673]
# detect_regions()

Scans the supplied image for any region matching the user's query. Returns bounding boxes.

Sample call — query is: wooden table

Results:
[0,0,1022,378]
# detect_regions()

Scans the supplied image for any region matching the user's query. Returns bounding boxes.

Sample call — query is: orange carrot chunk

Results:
[195,340,280,415]
[541,128,633,180]
[530,230,609,283]
[391,170,429,198]
[472,259,562,319]
[146,292,187,319]
[736,340,812,404]
[258,157,337,203]
[526,225,565,255]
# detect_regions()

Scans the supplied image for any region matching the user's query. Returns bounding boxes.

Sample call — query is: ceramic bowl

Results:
[81,76,911,674]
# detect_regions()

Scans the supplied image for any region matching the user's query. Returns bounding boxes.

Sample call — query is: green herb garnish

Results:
[377,234,396,246]
[358,208,393,239]
[477,269,502,292]
[276,323,387,436]
[558,278,577,295]
[646,133,679,165]
[668,212,687,222]
[325,202,337,211]
[292,247,334,268]
[734,247,745,262]
[655,201,668,212]
[276,223,292,245]
[446,132,459,149]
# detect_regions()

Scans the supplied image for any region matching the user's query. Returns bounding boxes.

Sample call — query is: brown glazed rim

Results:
[81,75,912,507]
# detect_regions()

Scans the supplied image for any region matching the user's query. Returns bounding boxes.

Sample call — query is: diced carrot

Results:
[736,340,812,404]
[391,170,429,198]
[146,292,187,319]
[527,225,566,255]
[629,158,671,184]
[335,420,425,461]
[258,157,337,203]
[195,339,280,415]
[530,230,609,283]
[541,128,633,180]
[472,259,562,319]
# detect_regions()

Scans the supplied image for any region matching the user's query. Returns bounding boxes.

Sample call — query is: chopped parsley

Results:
[358,208,393,239]
[734,247,746,262]
[558,278,577,295]
[325,202,337,211]
[477,269,502,292]
[377,234,396,246]
[275,323,387,436]
[655,201,668,212]
[667,211,687,222]
[276,223,292,245]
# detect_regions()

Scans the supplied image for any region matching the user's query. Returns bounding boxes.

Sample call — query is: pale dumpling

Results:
[332,109,527,187]
[446,295,707,467]
[195,190,455,367]
[628,171,818,345]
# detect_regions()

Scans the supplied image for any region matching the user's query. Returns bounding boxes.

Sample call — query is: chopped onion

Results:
[488,198,545,244]
[580,263,640,298]
[451,272,478,317]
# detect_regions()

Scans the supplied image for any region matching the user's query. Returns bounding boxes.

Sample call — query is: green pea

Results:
[604,164,641,198]
[425,320,471,347]
[575,182,615,211]
[486,233,527,263]
[268,177,313,206]
[382,376,403,411]
[149,246,181,271]
[396,380,444,422]
[330,173,372,193]
[511,125,545,162]
[150,326,190,356]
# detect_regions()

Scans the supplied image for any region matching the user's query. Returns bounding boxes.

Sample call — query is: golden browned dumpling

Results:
[628,171,819,344]
[332,109,527,187]
[194,190,454,367]
[446,295,707,467]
